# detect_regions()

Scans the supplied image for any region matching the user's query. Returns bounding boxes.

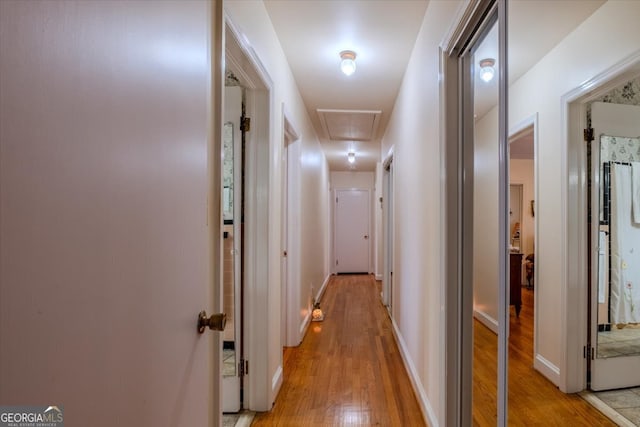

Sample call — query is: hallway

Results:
[252,274,425,426]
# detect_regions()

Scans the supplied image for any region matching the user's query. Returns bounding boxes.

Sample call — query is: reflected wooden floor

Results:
[473,287,617,426]
[251,274,425,426]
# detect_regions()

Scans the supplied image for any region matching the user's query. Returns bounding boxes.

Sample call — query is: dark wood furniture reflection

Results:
[510,253,523,317]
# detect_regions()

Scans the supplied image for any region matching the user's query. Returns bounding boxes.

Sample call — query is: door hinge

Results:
[241,117,251,132]
[336,259,339,266]
[336,197,338,203]
[584,127,594,142]
[583,345,594,360]
[238,359,249,377]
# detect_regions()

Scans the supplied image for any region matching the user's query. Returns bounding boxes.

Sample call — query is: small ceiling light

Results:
[479,58,495,82]
[340,50,357,76]
[347,151,356,164]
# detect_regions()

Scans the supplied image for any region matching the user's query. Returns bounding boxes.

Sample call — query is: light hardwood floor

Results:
[250,275,615,426]
[473,287,617,426]
[251,274,425,426]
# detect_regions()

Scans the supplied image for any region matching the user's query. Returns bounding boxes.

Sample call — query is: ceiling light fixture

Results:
[347,151,356,164]
[340,50,357,76]
[479,58,495,82]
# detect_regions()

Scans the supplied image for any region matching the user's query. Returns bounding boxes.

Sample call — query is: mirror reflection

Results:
[472,19,499,424]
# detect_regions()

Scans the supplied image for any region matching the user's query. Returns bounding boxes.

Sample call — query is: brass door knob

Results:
[197,311,227,333]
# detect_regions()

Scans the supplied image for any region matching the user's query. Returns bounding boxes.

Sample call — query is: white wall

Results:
[0,1,217,425]
[224,0,330,408]
[380,1,463,424]
[508,0,640,387]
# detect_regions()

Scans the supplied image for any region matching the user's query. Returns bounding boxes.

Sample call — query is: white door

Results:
[335,189,370,273]
[0,1,221,425]
[591,102,640,390]
[281,142,289,346]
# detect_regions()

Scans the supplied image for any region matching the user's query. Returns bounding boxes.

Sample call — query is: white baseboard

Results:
[534,353,560,386]
[473,309,498,334]
[390,317,439,427]
[375,273,383,281]
[316,274,331,302]
[298,275,331,345]
[299,311,311,343]
[271,365,283,402]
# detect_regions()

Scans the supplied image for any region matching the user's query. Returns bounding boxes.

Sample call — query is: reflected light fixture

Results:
[479,58,495,82]
[340,50,357,76]
[347,151,356,164]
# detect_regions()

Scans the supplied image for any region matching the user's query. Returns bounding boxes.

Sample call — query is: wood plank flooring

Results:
[251,276,615,426]
[251,274,425,426]
[473,287,617,426]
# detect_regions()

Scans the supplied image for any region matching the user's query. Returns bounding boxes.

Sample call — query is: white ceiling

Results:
[264,0,606,172]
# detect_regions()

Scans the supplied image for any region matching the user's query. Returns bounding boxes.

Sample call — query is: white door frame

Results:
[225,16,277,411]
[561,51,640,393]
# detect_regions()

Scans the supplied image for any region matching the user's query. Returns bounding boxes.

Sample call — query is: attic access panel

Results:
[317,109,381,141]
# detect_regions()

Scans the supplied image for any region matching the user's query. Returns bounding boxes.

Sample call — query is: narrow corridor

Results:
[251,274,425,426]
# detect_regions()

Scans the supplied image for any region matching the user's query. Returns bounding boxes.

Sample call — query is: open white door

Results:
[335,189,371,273]
[0,1,222,425]
[591,101,640,390]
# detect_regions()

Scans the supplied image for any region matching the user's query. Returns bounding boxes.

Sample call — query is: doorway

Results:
[222,84,244,413]
[562,53,640,423]
[281,109,301,348]
[224,17,275,413]
[334,189,371,274]
[382,154,394,314]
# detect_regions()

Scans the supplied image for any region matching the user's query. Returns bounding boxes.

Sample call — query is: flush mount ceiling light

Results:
[479,58,495,82]
[347,151,356,164]
[340,50,357,76]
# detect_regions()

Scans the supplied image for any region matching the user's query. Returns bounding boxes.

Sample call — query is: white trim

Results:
[579,392,637,427]
[298,274,331,343]
[560,49,640,393]
[375,274,383,281]
[316,274,331,303]
[225,14,275,412]
[473,309,498,334]
[299,312,311,337]
[235,413,257,427]
[533,353,561,385]
[382,146,394,170]
[391,317,439,427]
[271,365,283,402]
